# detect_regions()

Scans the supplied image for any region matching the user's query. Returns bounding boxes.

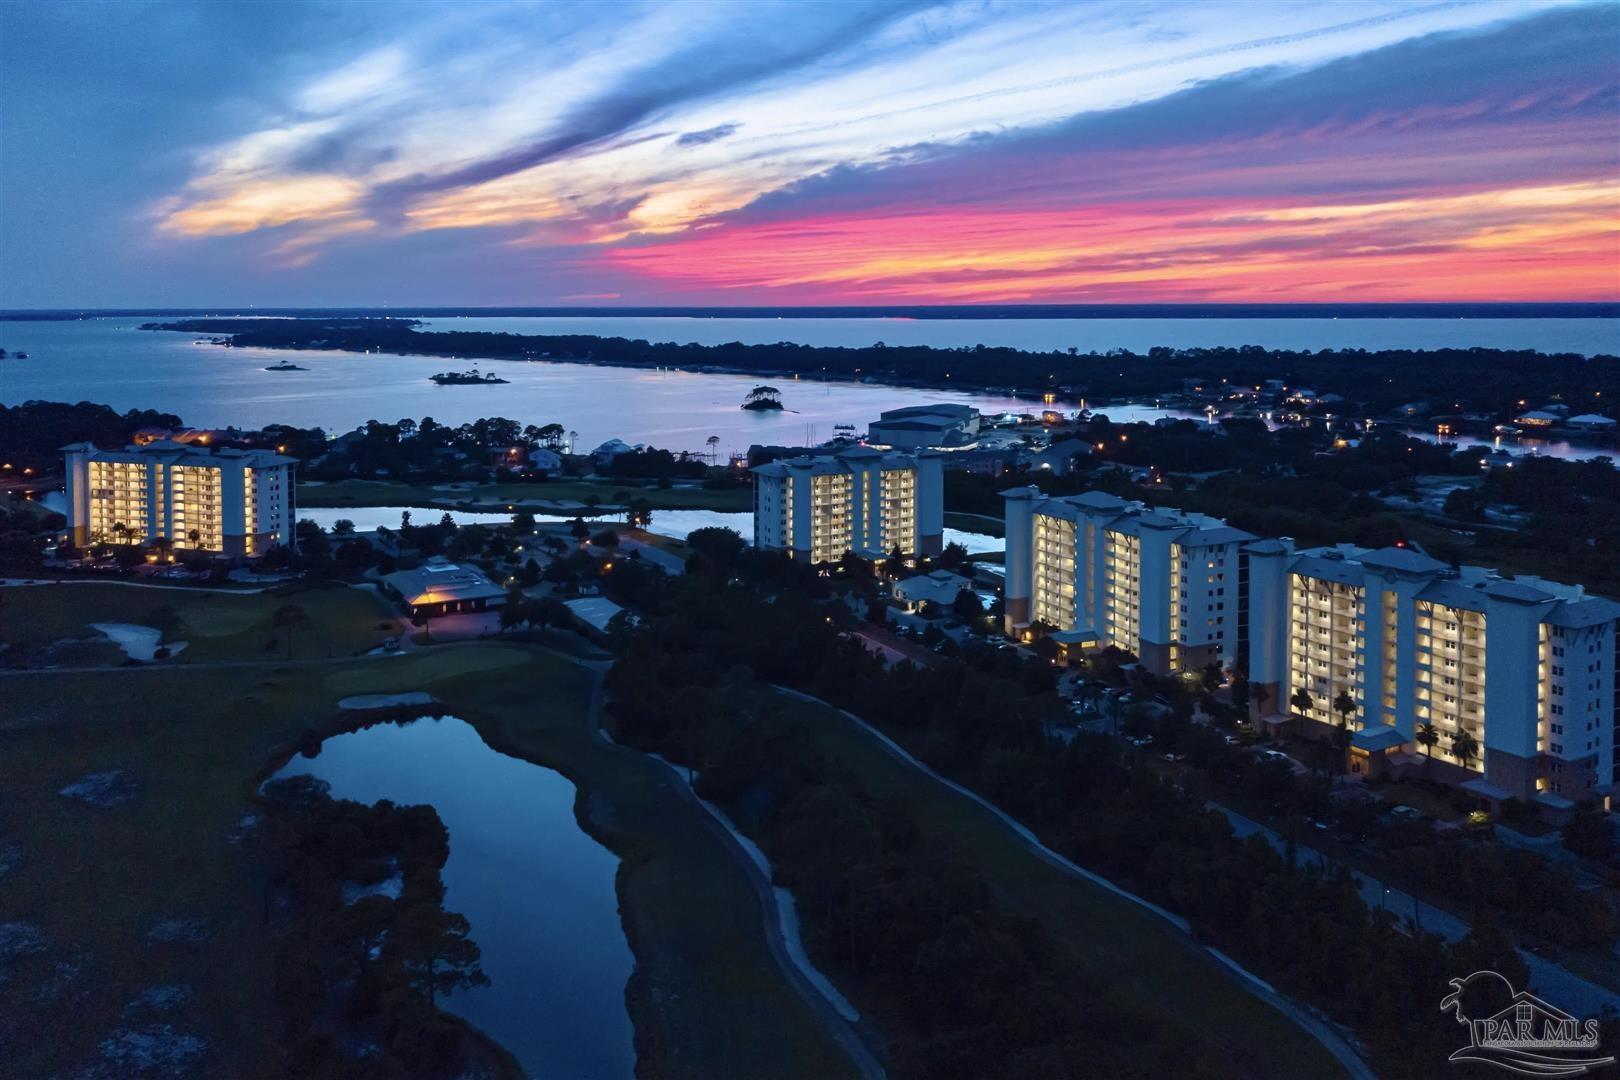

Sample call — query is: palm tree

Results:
[1450,728,1480,771]
[1332,689,1357,729]
[1252,683,1270,718]
[1289,686,1314,739]
[1416,722,1439,761]
[706,435,720,464]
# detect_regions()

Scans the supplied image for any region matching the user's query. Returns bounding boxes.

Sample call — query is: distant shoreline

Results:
[126,317,1620,420]
[3,302,1617,322]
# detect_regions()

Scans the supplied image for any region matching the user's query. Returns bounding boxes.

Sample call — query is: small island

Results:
[741,384,784,411]
[264,360,307,371]
[430,367,509,385]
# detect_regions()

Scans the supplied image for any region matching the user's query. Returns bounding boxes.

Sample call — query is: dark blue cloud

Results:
[675,122,741,147]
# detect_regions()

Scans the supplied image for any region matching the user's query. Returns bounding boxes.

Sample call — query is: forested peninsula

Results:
[144,317,1619,416]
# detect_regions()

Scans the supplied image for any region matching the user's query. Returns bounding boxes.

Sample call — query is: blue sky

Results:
[2,1,1615,306]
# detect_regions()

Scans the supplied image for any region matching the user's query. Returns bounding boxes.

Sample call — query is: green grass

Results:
[768,693,1352,1080]
[0,582,402,665]
[0,645,853,1079]
[298,478,751,513]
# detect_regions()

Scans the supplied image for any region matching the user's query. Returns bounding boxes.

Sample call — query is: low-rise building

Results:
[62,440,296,556]
[752,447,944,562]
[381,559,507,618]
[893,569,975,613]
[1515,410,1561,428]
[1001,487,1253,675]
[867,404,981,450]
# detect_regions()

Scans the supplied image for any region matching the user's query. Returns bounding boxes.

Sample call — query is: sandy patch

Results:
[89,623,187,662]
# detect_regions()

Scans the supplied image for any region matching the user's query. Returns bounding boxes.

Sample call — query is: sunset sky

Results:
[2,0,1616,307]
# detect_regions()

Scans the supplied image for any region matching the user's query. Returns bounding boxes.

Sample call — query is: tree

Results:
[569,517,590,541]
[1289,686,1313,719]
[332,518,356,536]
[1201,662,1224,694]
[411,610,431,643]
[1415,722,1439,766]
[951,588,985,622]
[1332,689,1357,728]
[498,593,529,632]
[706,434,720,464]
[627,498,652,529]
[743,385,783,410]
[271,602,310,659]
[1252,683,1270,716]
[687,527,745,567]
[391,904,490,1007]
[1450,728,1480,770]
[883,545,908,579]
[592,528,620,550]
[512,510,536,534]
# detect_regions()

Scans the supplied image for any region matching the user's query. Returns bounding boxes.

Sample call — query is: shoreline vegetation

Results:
[142,317,1618,415]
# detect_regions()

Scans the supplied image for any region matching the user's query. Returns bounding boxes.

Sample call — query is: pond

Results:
[269,715,636,1079]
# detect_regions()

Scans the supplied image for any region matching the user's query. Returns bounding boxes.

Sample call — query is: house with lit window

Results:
[1001,487,1252,675]
[1247,539,1620,806]
[62,440,296,557]
[381,559,508,618]
[751,447,944,563]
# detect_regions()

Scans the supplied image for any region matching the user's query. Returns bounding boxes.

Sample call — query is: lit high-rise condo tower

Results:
[752,447,944,563]
[1247,540,1619,804]
[63,440,297,557]
[1001,487,1253,675]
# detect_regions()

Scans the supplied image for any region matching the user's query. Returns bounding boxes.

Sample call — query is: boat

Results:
[1493,424,1523,435]
[430,367,509,385]
[12,351,26,359]
[264,360,307,372]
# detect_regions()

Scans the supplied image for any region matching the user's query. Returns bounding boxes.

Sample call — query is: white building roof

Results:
[382,559,506,606]
[565,596,631,632]
[64,441,296,468]
[894,570,973,608]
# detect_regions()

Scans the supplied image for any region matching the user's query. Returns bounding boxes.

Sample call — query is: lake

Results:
[2,315,1614,458]
[269,715,637,1079]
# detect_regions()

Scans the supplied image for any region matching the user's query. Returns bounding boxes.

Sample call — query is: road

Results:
[1212,803,1620,1020]
[572,660,886,1080]
[772,685,1376,1080]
